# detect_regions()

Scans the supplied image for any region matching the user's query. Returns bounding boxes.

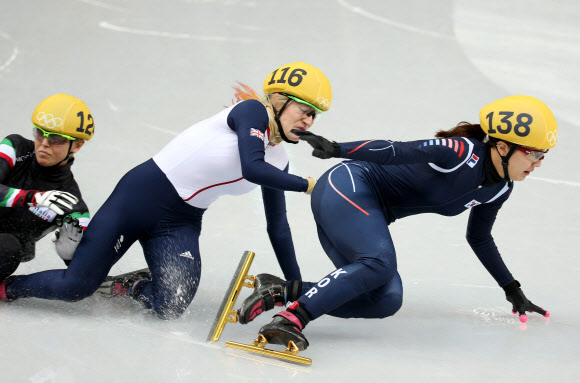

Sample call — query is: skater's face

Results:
[495,141,545,181]
[279,101,317,143]
[34,127,84,166]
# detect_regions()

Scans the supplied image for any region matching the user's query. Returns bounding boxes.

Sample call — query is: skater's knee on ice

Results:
[154,304,188,320]
[375,293,403,318]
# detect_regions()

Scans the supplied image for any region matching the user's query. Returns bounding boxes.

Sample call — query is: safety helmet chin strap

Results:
[273,96,298,144]
[53,140,75,167]
[496,143,518,183]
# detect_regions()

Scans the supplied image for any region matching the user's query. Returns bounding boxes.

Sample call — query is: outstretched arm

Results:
[466,201,549,322]
[293,130,465,167]
[261,174,302,281]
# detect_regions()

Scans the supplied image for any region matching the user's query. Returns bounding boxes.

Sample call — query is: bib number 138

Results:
[486,111,532,137]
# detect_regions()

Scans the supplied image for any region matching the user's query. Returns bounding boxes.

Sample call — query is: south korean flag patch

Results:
[466,154,479,168]
[465,199,481,209]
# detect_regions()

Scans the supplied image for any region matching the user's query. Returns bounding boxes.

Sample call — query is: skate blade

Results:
[207,251,255,343]
[226,335,312,366]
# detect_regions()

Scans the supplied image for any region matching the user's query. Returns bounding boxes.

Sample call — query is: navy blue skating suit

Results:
[298,137,513,320]
[6,100,307,318]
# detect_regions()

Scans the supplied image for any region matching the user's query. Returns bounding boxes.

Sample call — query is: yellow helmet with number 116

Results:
[263,62,332,112]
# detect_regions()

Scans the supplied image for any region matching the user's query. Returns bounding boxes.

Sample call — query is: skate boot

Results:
[238,274,286,324]
[258,301,311,351]
[97,268,151,297]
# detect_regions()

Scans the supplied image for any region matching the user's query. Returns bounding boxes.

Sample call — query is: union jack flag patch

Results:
[250,128,265,140]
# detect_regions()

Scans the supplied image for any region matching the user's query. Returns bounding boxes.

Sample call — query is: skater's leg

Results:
[326,271,403,318]
[0,234,22,281]
[3,160,175,302]
[302,225,403,319]
[299,163,399,320]
[131,203,205,319]
[259,163,400,348]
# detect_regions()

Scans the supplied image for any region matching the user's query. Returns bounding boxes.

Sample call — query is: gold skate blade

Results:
[207,251,255,343]
[225,340,312,366]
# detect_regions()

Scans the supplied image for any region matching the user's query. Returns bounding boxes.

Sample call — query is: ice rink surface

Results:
[1,0,579,381]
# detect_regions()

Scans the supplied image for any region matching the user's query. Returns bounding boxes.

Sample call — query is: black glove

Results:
[291,130,341,159]
[55,215,83,233]
[503,280,549,323]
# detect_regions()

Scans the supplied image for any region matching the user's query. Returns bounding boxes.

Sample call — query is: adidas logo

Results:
[179,251,194,259]
[114,235,124,253]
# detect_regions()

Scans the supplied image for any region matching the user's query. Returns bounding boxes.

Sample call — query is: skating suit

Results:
[301,137,513,320]
[0,134,89,280]
[7,100,306,318]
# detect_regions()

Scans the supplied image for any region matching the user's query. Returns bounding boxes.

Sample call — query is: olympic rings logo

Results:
[547,130,558,146]
[36,112,63,129]
[317,97,330,110]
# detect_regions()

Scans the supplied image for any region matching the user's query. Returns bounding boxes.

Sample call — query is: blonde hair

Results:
[232,83,287,144]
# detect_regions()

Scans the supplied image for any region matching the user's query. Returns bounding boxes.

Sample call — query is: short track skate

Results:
[207,251,256,343]
[226,334,312,366]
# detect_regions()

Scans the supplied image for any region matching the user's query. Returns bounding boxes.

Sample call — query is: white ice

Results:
[0,1,579,382]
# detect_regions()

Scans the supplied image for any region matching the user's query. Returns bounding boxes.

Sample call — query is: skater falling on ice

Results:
[237,95,555,350]
[0,62,332,319]
[0,94,92,284]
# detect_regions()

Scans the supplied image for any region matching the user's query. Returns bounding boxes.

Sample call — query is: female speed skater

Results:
[0,62,332,319]
[236,95,556,350]
[0,94,92,281]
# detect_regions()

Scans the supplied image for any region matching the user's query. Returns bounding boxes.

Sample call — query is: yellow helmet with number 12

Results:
[32,94,95,141]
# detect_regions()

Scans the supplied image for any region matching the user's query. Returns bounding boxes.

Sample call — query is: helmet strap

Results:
[497,143,518,183]
[273,97,298,145]
[54,140,74,167]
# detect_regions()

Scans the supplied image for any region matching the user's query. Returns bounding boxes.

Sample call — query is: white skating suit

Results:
[153,100,306,208]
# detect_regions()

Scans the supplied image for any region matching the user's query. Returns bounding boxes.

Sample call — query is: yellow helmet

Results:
[479,95,557,150]
[32,94,94,141]
[263,62,332,112]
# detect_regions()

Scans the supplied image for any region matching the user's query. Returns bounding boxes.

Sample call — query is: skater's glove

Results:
[292,130,341,159]
[502,280,550,323]
[30,190,78,215]
[53,215,84,261]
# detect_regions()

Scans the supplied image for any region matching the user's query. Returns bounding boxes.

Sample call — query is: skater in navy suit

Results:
[238,95,556,350]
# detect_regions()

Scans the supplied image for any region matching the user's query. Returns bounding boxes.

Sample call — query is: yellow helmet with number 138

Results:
[479,95,557,150]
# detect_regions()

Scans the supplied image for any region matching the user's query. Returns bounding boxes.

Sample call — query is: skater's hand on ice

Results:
[53,215,84,261]
[502,280,550,323]
[292,130,341,159]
